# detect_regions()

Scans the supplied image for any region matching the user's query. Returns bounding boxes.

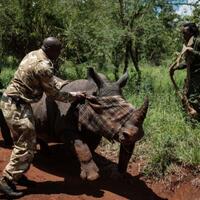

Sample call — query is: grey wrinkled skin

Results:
[31,68,148,179]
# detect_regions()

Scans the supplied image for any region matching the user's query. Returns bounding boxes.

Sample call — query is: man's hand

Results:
[185,47,193,52]
[70,91,86,102]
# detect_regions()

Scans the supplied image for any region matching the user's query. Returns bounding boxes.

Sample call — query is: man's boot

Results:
[0,176,23,198]
[17,175,36,187]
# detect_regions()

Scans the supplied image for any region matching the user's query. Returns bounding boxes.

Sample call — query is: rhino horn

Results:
[133,97,149,125]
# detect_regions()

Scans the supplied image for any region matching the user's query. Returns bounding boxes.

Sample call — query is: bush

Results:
[0,68,15,88]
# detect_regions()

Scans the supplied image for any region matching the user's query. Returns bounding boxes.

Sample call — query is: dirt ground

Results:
[0,134,199,200]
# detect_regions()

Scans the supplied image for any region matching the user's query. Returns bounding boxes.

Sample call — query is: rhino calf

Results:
[2,68,148,181]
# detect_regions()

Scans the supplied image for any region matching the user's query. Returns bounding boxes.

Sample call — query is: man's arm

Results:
[36,61,85,103]
[185,38,200,58]
[176,63,187,70]
[54,77,71,90]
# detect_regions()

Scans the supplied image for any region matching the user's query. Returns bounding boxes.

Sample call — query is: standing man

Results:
[0,37,85,197]
[170,23,200,117]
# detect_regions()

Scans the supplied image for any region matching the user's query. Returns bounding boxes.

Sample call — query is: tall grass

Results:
[124,65,200,177]
[0,62,199,177]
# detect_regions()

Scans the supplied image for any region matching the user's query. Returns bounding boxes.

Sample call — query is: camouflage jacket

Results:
[4,49,73,103]
[180,36,200,73]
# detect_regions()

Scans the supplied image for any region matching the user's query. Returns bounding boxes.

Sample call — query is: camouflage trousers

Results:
[187,72,200,113]
[1,97,36,181]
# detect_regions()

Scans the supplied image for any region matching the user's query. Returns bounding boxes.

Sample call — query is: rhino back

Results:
[57,79,97,114]
[32,79,97,142]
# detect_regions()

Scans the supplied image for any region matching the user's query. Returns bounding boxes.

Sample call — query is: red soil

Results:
[0,135,199,200]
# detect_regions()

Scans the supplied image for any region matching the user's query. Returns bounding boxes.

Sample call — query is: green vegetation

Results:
[126,66,200,177]
[0,0,200,177]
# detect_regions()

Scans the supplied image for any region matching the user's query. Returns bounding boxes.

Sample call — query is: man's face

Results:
[182,26,192,42]
[48,48,61,61]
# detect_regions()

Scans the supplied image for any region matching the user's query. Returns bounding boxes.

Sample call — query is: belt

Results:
[1,95,26,105]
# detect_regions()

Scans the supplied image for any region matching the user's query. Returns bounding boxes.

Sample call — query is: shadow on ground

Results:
[26,144,168,200]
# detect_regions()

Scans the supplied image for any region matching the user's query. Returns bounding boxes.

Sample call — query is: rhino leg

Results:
[74,139,99,181]
[118,143,135,173]
[82,131,102,151]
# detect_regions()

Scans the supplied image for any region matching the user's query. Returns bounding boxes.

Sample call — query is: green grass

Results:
[0,67,16,88]
[0,62,199,177]
[123,65,200,177]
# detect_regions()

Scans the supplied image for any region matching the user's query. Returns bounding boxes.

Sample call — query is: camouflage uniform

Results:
[1,49,74,182]
[179,36,200,112]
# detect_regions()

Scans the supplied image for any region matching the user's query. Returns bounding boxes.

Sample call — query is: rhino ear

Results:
[87,67,104,88]
[117,71,128,88]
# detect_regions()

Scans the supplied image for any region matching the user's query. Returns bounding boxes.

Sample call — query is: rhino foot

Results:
[104,165,126,181]
[80,160,99,181]
[104,165,135,185]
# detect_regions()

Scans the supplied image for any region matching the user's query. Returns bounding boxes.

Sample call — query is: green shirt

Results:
[4,49,74,103]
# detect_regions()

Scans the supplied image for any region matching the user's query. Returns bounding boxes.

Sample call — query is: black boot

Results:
[17,175,36,187]
[0,177,23,198]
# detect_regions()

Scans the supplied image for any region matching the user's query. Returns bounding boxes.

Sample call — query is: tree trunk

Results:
[114,64,119,81]
[123,43,129,73]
